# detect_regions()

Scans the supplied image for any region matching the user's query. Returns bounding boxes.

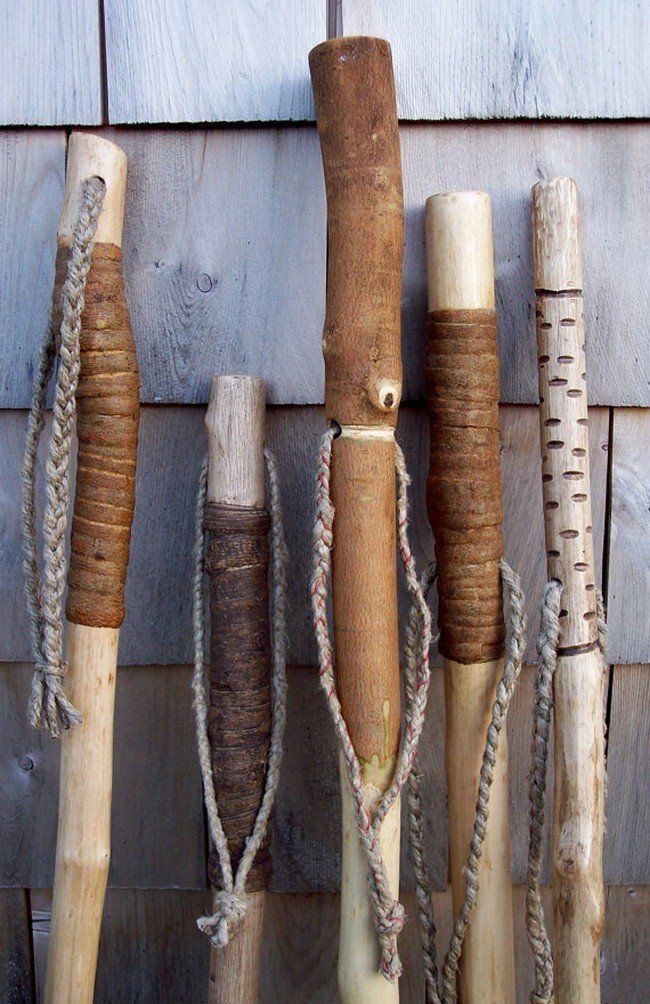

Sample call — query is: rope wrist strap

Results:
[192,449,288,947]
[21,176,107,737]
[311,426,434,982]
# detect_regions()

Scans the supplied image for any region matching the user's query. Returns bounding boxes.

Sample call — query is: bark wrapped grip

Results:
[426,307,505,663]
[204,502,272,892]
[59,242,140,629]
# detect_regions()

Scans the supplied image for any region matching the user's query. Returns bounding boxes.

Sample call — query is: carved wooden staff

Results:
[203,376,272,1004]
[309,37,404,1003]
[425,192,516,1002]
[532,177,605,1003]
[43,134,139,1002]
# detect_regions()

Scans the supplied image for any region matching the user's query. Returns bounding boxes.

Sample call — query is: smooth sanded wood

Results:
[44,624,119,1004]
[532,177,605,1004]
[205,376,269,1004]
[310,36,404,1002]
[425,192,515,1002]
[58,134,127,250]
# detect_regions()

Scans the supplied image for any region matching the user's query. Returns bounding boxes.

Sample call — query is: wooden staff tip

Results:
[59,132,127,249]
[205,375,266,508]
[425,190,495,311]
[531,176,582,293]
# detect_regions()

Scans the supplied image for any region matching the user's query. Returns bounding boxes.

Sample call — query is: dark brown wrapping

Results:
[426,308,505,664]
[204,502,272,892]
[56,242,140,629]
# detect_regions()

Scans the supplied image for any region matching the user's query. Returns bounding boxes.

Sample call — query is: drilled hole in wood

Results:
[577,418,588,426]
[539,354,550,363]
[542,473,553,483]
[548,549,561,557]
[557,355,575,363]
[540,322,552,330]
[560,529,580,538]
[560,318,576,326]
[572,493,588,502]
[585,583,596,591]
[547,440,564,449]
[586,525,593,533]
[567,388,583,397]
[584,611,596,621]
[574,562,588,571]
[550,377,568,386]
[544,418,561,426]
[545,501,559,510]
[563,471,584,480]
[559,609,568,618]
[572,447,586,457]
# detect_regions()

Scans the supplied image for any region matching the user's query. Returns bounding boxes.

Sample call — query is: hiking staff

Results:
[424,192,516,1002]
[21,132,139,1003]
[192,376,287,1004]
[309,36,408,1003]
[530,177,605,1003]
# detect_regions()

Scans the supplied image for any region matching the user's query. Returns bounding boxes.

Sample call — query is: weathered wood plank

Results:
[0,888,34,1003]
[605,665,650,883]
[607,410,650,664]
[0,664,205,889]
[104,0,324,123]
[0,132,65,408]
[0,4,101,125]
[4,125,646,408]
[0,404,609,666]
[339,0,649,120]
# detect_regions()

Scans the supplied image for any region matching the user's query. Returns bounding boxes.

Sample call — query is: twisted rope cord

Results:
[407,560,527,1003]
[310,426,433,982]
[525,582,608,1004]
[21,176,107,738]
[192,450,288,948]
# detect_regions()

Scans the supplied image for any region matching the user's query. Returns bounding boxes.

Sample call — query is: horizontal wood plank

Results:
[339,0,649,120]
[3,124,647,408]
[104,0,324,123]
[607,410,650,663]
[0,3,101,125]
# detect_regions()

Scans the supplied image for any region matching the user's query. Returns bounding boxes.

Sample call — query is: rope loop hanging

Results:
[407,559,527,1003]
[192,448,288,948]
[310,425,434,982]
[525,581,607,1004]
[21,175,107,738]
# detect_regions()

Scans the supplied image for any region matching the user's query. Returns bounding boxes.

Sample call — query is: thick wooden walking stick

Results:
[203,376,271,1004]
[532,178,605,1003]
[425,192,516,1003]
[309,36,404,1003]
[43,133,139,1002]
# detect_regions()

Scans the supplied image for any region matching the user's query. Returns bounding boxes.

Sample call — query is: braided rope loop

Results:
[192,449,288,948]
[310,427,434,982]
[21,176,106,737]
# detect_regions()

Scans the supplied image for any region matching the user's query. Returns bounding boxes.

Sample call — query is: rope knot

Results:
[197,891,248,949]
[377,899,405,981]
[28,660,83,737]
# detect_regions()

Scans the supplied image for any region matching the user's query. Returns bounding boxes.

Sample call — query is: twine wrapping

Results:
[525,582,608,1004]
[21,176,107,738]
[310,426,434,982]
[192,449,288,948]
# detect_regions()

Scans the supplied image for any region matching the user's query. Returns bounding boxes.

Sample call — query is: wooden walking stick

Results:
[192,376,287,1004]
[424,192,517,1003]
[530,177,605,1003]
[309,37,432,1004]
[21,133,139,1003]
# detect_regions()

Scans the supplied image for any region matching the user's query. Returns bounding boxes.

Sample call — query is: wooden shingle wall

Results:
[0,2,647,1001]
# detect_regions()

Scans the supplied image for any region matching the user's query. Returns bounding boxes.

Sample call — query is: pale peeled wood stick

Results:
[45,134,138,1004]
[532,177,605,1004]
[309,37,403,1003]
[425,191,516,1003]
[205,376,269,1004]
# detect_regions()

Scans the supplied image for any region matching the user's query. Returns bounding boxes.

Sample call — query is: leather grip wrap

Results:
[204,502,272,892]
[57,242,140,629]
[426,307,505,664]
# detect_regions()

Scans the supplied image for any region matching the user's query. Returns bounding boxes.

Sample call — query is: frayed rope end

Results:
[197,891,248,949]
[377,900,405,982]
[28,666,83,738]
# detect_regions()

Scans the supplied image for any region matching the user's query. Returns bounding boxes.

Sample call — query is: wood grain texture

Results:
[0,404,609,666]
[605,665,650,883]
[338,0,649,120]
[0,3,101,125]
[607,410,650,664]
[0,132,65,408]
[0,664,205,889]
[2,124,647,407]
[104,0,324,123]
[0,888,34,1004]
